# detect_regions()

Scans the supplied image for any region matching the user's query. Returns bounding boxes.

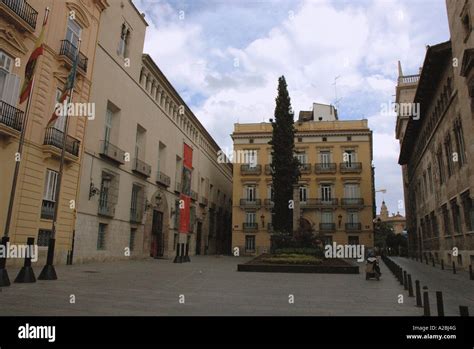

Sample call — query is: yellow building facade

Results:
[0,0,106,266]
[231,104,375,255]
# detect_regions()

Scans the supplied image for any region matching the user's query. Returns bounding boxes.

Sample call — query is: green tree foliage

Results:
[269,76,300,234]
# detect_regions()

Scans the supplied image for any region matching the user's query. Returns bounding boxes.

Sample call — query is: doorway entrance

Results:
[151,210,164,258]
[196,222,202,255]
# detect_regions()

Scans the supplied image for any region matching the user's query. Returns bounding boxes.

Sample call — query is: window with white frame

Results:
[299,186,308,202]
[0,50,20,106]
[245,235,255,251]
[343,150,356,165]
[321,211,333,224]
[244,150,257,167]
[118,23,131,58]
[245,212,256,224]
[66,17,82,48]
[43,169,59,203]
[347,210,359,223]
[321,184,332,201]
[245,185,256,201]
[344,183,360,198]
[320,150,331,165]
[295,151,307,164]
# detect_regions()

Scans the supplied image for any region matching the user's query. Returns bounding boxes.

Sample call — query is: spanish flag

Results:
[19,8,49,104]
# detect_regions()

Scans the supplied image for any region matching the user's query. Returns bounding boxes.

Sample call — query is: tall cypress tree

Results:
[269,76,300,234]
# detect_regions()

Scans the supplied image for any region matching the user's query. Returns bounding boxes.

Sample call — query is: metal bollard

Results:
[441,259,444,270]
[408,274,414,297]
[14,237,36,283]
[415,280,422,307]
[459,306,469,317]
[403,270,408,290]
[469,265,473,281]
[423,286,430,316]
[452,261,456,274]
[436,291,444,317]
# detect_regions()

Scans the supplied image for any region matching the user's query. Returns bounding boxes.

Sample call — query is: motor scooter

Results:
[365,256,381,280]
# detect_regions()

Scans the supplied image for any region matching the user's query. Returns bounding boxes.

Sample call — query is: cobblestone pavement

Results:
[1,256,422,316]
[389,256,474,316]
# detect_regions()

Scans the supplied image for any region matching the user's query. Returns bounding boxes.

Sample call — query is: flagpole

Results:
[39,38,82,280]
[0,7,50,288]
[0,76,37,287]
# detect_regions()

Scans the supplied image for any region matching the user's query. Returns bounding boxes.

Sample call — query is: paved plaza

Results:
[390,257,474,316]
[1,256,424,316]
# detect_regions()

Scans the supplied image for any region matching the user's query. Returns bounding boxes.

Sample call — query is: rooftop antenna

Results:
[333,76,342,109]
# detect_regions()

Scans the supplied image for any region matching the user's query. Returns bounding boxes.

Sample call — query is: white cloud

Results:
[134,0,449,217]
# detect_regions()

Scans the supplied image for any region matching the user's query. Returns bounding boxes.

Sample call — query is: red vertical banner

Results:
[179,143,193,233]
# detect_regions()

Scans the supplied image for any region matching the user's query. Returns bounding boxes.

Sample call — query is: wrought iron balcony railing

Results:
[200,196,208,206]
[156,171,171,187]
[319,223,336,232]
[340,162,362,173]
[243,222,258,231]
[315,163,336,174]
[313,198,338,207]
[341,198,364,207]
[299,163,312,174]
[132,158,151,177]
[240,199,261,207]
[1,0,38,30]
[345,223,362,231]
[99,140,125,164]
[263,199,274,208]
[59,39,88,73]
[241,164,261,175]
[40,200,55,220]
[0,100,23,133]
[43,127,80,157]
[191,190,198,201]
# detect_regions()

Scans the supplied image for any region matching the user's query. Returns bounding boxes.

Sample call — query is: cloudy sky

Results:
[134,0,450,216]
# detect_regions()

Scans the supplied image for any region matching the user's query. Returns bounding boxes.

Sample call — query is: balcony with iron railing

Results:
[345,222,362,232]
[99,140,125,165]
[0,100,23,136]
[0,0,38,31]
[43,127,80,159]
[319,223,336,232]
[312,198,339,208]
[156,171,171,187]
[341,198,364,207]
[243,222,258,231]
[263,199,274,208]
[340,162,362,173]
[132,158,151,178]
[241,164,261,176]
[314,163,336,174]
[40,200,55,220]
[174,182,181,193]
[59,39,88,73]
[299,163,312,174]
[191,190,198,201]
[240,198,262,208]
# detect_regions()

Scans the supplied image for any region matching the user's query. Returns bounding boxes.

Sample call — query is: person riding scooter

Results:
[365,252,381,281]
